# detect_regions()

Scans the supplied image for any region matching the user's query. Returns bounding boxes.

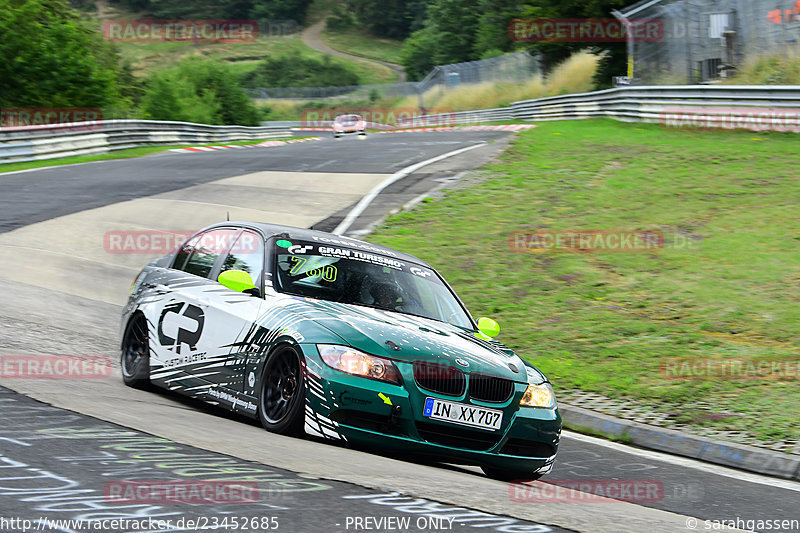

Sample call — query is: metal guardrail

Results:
[510,85,800,128]
[4,86,799,163]
[0,119,290,163]
[414,86,800,131]
[409,108,514,126]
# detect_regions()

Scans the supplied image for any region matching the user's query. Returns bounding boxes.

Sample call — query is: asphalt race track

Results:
[1,132,798,533]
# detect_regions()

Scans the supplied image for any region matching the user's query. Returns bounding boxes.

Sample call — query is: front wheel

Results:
[258,345,305,435]
[481,466,543,482]
[121,314,150,388]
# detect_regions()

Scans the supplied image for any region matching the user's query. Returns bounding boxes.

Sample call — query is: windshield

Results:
[273,239,472,328]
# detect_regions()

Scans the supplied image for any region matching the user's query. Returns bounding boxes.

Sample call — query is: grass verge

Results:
[368,119,800,444]
[724,50,800,85]
[321,29,404,65]
[116,36,396,85]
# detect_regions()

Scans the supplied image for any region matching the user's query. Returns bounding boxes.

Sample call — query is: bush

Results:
[725,51,800,85]
[241,53,360,88]
[326,6,355,32]
[141,58,261,125]
[0,0,129,109]
[401,27,438,81]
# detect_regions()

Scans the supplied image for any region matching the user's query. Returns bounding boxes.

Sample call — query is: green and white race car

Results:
[121,222,560,480]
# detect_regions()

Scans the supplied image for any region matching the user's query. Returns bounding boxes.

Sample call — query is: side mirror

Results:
[475,317,501,340]
[218,270,258,295]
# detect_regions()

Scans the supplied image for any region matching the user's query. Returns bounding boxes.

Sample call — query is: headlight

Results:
[317,345,400,384]
[520,382,557,409]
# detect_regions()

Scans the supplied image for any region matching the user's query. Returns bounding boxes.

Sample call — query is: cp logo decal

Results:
[157,302,205,354]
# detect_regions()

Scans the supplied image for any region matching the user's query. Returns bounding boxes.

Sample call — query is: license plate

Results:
[423,397,503,431]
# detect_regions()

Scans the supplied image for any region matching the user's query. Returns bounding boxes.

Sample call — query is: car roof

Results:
[203,221,431,267]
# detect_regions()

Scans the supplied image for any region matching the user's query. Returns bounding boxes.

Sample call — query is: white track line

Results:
[332,143,486,235]
[563,430,800,492]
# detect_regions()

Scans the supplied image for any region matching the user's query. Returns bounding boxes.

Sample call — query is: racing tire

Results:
[121,314,151,388]
[481,466,543,482]
[258,345,306,436]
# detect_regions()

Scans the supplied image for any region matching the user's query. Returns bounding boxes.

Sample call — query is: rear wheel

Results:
[258,345,305,435]
[121,314,150,388]
[481,466,543,482]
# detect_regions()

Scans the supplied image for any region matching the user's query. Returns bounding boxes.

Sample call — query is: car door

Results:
[201,228,267,402]
[144,227,241,387]
[146,227,263,412]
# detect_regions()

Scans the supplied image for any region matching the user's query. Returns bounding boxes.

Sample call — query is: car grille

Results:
[416,421,500,451]
[499,438,555,458]
[413,362,465,397]
[469,373,514,403]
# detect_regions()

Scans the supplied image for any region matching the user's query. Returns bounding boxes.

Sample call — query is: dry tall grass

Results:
[723,50,800,85]
[401,51,601,113]
[257,51,603,120]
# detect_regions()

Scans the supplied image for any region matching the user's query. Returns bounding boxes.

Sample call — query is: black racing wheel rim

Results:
[260,348,302,424]
[121,316,148,377]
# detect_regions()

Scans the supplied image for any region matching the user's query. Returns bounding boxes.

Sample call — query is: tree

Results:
[141,59,261,125]
[345,0,428,39]
[426,0,480,65]
[0,0,128,108]
[473,0,523,58]
[518,0,630,87]
[111,0,312,23]
[242,53,360,88]
[401,27,438,81]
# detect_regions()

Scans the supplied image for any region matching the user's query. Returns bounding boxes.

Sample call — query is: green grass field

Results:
[368,119,800,443]
[116,36,397,85]
[321,29,404,65]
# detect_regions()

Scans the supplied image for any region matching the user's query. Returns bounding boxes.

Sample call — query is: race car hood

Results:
[289,297,543,383]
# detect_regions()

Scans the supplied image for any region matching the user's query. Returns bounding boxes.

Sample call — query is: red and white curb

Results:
[169,144,255,153]
[257,137,321,147]
[169,137,321,154]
